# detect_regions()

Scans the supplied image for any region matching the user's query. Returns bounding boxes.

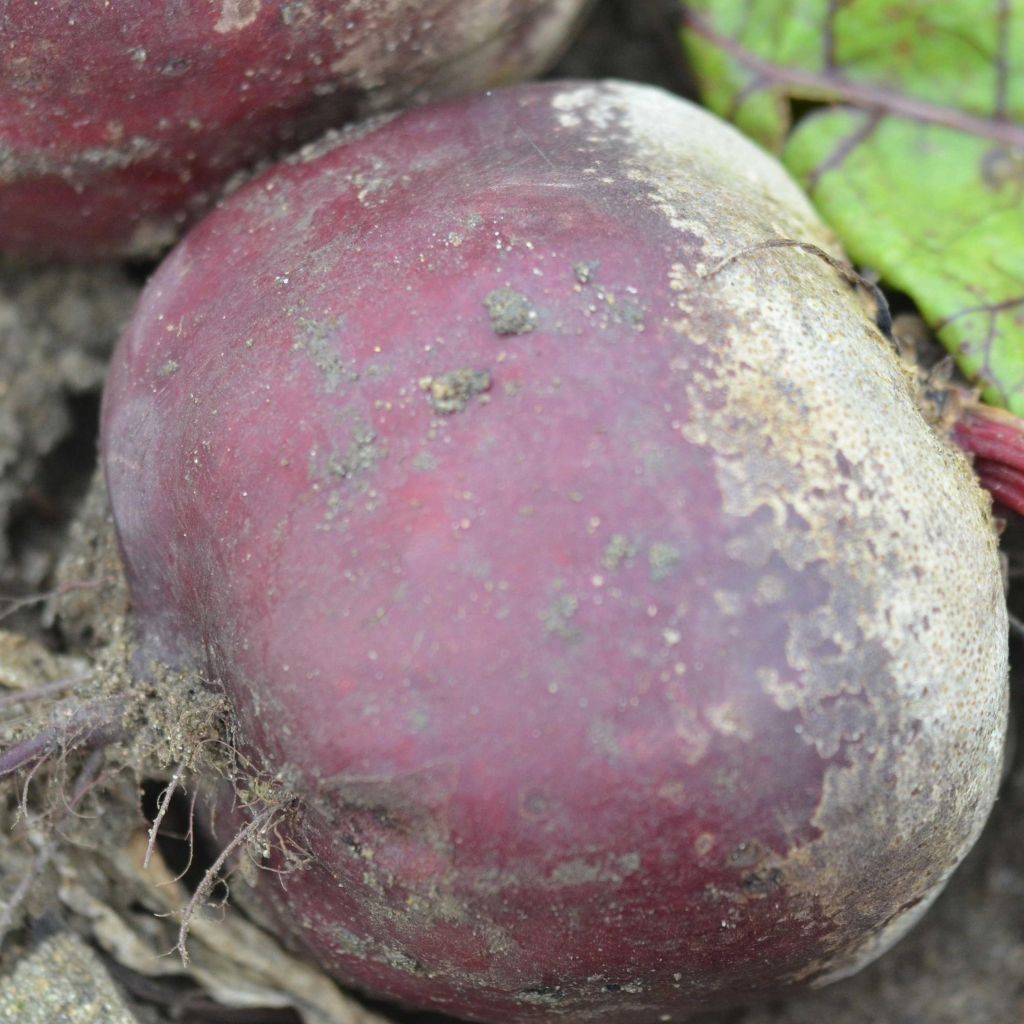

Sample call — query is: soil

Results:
[2,2,1023,1022]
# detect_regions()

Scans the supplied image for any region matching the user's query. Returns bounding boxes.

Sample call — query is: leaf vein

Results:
[684,8,1024,148]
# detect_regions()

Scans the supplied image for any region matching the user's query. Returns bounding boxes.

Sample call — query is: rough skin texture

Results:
[0,0,589,261]
[101,81,1009,1022]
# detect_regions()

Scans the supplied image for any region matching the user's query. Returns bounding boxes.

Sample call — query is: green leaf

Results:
[681,0,1024,413]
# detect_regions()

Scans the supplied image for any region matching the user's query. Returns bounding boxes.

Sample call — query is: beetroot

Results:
[101,81,1008,1021]
[0,0,588,261]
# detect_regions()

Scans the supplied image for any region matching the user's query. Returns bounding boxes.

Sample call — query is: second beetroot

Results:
[0,0,590,261]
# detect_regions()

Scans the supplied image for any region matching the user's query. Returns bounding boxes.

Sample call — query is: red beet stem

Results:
[951,403,1024,515]
[970,459,1024,518]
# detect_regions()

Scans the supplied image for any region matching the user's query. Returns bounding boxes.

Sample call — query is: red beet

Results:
[0,0,588,261]
[102,81,1008,1021]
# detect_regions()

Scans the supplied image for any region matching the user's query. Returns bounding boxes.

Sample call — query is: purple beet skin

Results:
[102,81,1008,1022]
[0,0,588,261]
